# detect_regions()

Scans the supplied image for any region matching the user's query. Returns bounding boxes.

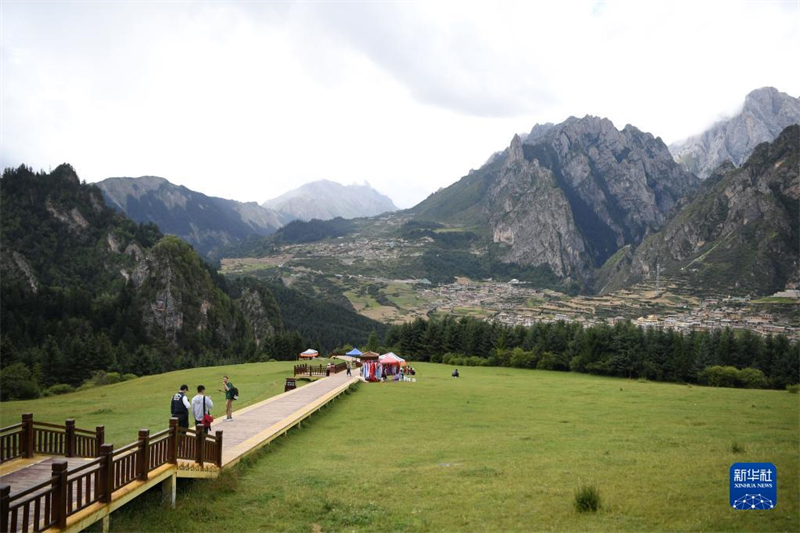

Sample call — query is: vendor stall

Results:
[379,352,406,379]
[360,351,382,381]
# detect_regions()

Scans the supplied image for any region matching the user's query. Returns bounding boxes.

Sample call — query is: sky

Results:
[2,1,799,208]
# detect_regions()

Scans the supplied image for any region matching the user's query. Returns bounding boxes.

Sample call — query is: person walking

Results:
[170,384,191,428]
[219,376,234,421]
[191,385,213,434]
[346,363,352,377]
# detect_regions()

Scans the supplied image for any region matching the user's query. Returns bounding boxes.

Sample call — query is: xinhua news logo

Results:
[730,463,777,510]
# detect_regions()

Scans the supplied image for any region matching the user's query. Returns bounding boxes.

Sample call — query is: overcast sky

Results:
[2,1,798,208]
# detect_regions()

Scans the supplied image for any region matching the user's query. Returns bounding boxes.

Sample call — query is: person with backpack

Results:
[171,384,191,428]
[219,375,236,421]
[191,385,214,434]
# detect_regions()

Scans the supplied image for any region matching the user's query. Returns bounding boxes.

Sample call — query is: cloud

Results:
[1,1,798,209]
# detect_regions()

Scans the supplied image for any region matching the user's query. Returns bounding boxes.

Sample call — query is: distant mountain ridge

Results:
[670,87,800,179]
[600,125,800,295]
[98,176,283,257]
[412,115,698,282]
[262,180,397,222]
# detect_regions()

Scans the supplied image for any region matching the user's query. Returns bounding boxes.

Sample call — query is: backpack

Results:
[231,387,239,400]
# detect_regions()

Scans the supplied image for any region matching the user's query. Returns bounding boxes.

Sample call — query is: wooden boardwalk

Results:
[0,371,359,533]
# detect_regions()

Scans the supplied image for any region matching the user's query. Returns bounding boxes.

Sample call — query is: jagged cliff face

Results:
[670,87,800,179]
[601,125,800,295]
[483,116,697,278]
[486,135,590,278]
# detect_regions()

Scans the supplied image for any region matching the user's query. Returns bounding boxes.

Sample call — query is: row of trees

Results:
[384,316,799,389]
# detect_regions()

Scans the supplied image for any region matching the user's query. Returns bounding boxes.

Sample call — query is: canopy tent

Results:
[346,347,363,357]
[299,348,319,359]
[379,352,406,366]
[359,351,380,360]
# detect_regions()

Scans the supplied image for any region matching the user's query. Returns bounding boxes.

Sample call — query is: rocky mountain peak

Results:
[670,87,800,179]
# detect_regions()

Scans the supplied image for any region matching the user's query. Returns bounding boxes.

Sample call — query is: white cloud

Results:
[2,1,798,208]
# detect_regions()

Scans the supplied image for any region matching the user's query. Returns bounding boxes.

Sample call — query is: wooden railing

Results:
[0,425,23,464]
[0,415,222,533]
[175,425,223,467]
[294,363,348,377]
[1,414,104,465]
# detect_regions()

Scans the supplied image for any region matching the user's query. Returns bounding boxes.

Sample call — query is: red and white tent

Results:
[379,352,406,366]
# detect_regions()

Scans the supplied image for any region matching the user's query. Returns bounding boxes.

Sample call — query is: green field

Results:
[83,363,800,532]
[0,361,335,446]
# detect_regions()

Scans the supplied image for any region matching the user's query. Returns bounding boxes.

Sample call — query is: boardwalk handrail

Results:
[294,363,347,377]
[0,414,105,464]
[0,415,221,533]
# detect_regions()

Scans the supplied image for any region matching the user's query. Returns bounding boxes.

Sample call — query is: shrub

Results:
[48,384,76,395]
[786,384,799,394]
[122,373,138,381]
[699,366,769,389]
[89,371,122,387]
[574,484,601,513]
[738,368,768,389]
[429,353,443,364]
[0,363,41,401]
[537,352,560,371]
[730,441,746,454]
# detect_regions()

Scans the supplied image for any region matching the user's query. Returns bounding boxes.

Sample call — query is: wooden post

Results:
[52,460,68,529]
[64,419,75,458]
[194,425,204,467]
[215,430,223,468]
[1,484,10,533]
[138,429,150,481]
[168,418,178,464]
[21,413,34,458]
[99,444,114,503]
[95,426,105,457]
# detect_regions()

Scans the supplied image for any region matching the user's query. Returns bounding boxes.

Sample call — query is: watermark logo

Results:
[730,463,777,510]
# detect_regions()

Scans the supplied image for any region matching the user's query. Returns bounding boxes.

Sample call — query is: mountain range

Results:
[670,87,800,179]
[98,177,396,257]
[262,180,397,222]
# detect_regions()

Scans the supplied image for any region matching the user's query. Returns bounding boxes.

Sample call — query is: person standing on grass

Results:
[192,385,213,434]
[219,376,234,421]
[171,384,191,428]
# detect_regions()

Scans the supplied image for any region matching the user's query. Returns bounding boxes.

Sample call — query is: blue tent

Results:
[346,347,363,356]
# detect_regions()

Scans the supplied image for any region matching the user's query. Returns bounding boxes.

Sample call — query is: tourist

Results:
[346,363,352,376]
[452,368,460,378]
[219,376,234,421]
[170,384,191,428]
[192,385,214,434]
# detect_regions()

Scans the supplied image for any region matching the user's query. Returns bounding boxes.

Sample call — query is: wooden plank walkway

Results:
[0,371,359,533]
[212,370,357,466]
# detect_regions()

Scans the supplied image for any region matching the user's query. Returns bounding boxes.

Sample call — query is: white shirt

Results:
[191,394,213,421]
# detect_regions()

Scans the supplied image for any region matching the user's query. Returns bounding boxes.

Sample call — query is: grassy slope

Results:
[0,361,334,446]
[106,364,798,532]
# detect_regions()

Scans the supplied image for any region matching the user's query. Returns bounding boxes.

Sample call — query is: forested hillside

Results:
[0,165,386,400]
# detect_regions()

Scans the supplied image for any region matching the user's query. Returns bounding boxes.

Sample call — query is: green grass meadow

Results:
[0,360,334,446]
[3,362,798,532]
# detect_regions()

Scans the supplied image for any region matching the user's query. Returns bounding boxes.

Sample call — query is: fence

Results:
[293,362,348,377]
[0,414,221,533]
